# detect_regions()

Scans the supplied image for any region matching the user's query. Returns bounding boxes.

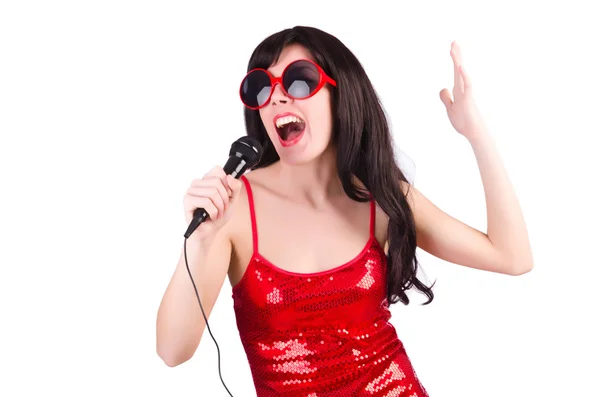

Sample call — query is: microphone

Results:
[184,136,263,238]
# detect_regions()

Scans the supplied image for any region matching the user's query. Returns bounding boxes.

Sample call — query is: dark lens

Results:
[240,69,272,108]
[282,60,320,99]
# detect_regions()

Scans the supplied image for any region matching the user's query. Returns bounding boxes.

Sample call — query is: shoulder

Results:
[221,166,274,242]
[240,166,273,193]
[399,179,415,202]
[372,180,415,252]
[396,179,435,235]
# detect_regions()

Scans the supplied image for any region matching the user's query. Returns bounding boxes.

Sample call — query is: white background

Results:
[1,1,599,396]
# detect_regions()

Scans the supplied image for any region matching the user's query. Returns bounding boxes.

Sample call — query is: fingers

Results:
[206,178,230,206]
[459,65,471,93]
[451,41,465,94]
[186,195,219,220]
[439,88,453,109]
[184,163,252,226]
[185,166,234,221]
[194,166,232,192]
[193,167,233,195]
[186,186,227,218]
[451,42,459,89]
[226,175,243,200]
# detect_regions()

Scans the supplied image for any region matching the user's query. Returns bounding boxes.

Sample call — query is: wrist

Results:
[468,128,495,151]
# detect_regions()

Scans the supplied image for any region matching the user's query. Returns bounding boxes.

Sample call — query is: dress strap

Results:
[369,197,376,238]
[240,175,258,253]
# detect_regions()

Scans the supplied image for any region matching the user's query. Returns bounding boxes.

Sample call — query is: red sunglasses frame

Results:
[239,58,337,110]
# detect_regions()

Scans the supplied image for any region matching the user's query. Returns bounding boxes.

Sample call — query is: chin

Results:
[279,154,317,166]
[277,140,333,166]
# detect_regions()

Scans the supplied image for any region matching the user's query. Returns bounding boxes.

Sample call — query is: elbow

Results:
[158,350,179,367]
[163,357,184,368]
[157,342,191,368]
[156,325,202,367]
[157,349,189,368]
[508,258,534,276]
[499,248,534,276]
[510,265,533,276]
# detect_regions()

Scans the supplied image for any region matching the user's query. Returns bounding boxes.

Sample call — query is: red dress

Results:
[232,176,429,397]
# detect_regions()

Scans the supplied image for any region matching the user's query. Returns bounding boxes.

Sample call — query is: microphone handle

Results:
[183,154,249,238]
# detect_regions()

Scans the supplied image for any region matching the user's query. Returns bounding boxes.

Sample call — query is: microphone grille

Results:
[230,136,263,167]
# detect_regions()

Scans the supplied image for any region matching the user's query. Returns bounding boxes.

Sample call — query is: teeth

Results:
[275,115,303,128]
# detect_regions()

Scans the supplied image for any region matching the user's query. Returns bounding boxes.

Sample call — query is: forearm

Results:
[469,128,534,274]
[156,236,219,366]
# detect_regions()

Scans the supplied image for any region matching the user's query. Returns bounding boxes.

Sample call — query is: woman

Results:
[156,26,533,396]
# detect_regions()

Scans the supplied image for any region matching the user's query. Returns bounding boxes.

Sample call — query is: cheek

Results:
[312,101,333,137]
[259,112,274,134]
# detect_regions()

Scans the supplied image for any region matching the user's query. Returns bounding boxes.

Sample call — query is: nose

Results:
[270,82,290,106]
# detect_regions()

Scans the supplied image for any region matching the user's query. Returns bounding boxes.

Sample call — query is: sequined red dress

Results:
[232,176,429,397]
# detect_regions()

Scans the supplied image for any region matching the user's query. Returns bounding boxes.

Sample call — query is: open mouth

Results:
[274,115,306,144]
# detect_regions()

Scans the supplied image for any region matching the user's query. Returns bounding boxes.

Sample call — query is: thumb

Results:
[439,88,453,109]
[227,175,243,200]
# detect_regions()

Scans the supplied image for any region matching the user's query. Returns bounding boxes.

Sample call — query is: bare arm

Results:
[156,167,243,367]
[411,41,533,276]
[405,130,533,275]
[156,229,232,367]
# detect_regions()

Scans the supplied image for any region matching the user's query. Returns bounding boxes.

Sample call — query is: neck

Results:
[274,144,343,206]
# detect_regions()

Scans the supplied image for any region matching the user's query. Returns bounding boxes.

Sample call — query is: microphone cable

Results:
[183,236,235,396]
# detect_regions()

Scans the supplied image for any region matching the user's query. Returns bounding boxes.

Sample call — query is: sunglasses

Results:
[239,59,337,110]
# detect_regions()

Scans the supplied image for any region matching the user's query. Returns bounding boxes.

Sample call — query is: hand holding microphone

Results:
[183,136,263,239]
[183,167,242,241]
